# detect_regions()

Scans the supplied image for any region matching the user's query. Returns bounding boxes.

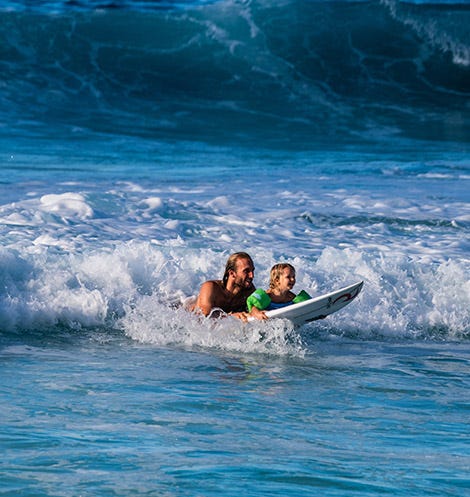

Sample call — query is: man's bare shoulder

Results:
[200,279,224,292]
[197,280,226,303]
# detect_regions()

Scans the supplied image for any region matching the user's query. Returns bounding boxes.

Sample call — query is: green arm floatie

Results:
[247,289,271,312]
[292,290,311,304]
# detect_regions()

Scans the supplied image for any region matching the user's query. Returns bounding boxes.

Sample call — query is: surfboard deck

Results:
[249,281,363,326]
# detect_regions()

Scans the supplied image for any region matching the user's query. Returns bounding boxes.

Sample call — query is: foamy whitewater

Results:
[1,0,469,496]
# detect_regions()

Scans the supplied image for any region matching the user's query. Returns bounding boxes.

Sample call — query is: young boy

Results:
[247,263,310,320]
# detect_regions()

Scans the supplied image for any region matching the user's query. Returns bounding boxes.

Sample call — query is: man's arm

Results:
[194,281,219,317]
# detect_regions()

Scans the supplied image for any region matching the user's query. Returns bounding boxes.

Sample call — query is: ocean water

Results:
[1,0,469,495]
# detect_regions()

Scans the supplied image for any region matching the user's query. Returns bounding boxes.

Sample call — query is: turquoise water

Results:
[2,335,469,496]
[1,0,469,495]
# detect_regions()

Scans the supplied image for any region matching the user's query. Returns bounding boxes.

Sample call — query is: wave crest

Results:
[1,0,468,146]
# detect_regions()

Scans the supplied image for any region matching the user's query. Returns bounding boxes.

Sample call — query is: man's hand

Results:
[249,307,268,321]
[230,311,249,322]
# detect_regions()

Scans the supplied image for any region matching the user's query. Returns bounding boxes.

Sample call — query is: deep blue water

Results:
[1,0,469,148]
[1,0,469,495]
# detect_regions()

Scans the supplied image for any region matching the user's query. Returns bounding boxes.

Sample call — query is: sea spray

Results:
[2,241,467,340]
[119,294,306,357]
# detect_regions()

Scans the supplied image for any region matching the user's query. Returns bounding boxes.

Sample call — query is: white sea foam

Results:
[141,197,163,211]
[313,248,470,338]
[0,240,468,343]
[39,193,94,219]
[119,295,305,357]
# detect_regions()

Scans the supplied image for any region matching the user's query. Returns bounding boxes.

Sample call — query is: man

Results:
[192,252,256,321]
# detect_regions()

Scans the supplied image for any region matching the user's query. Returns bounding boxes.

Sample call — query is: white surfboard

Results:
[249,281,363,326]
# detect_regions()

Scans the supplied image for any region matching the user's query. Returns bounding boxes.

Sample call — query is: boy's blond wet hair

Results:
[269,263,295,290]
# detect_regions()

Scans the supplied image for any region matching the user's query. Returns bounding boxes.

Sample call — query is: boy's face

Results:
[278,267,296,291]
